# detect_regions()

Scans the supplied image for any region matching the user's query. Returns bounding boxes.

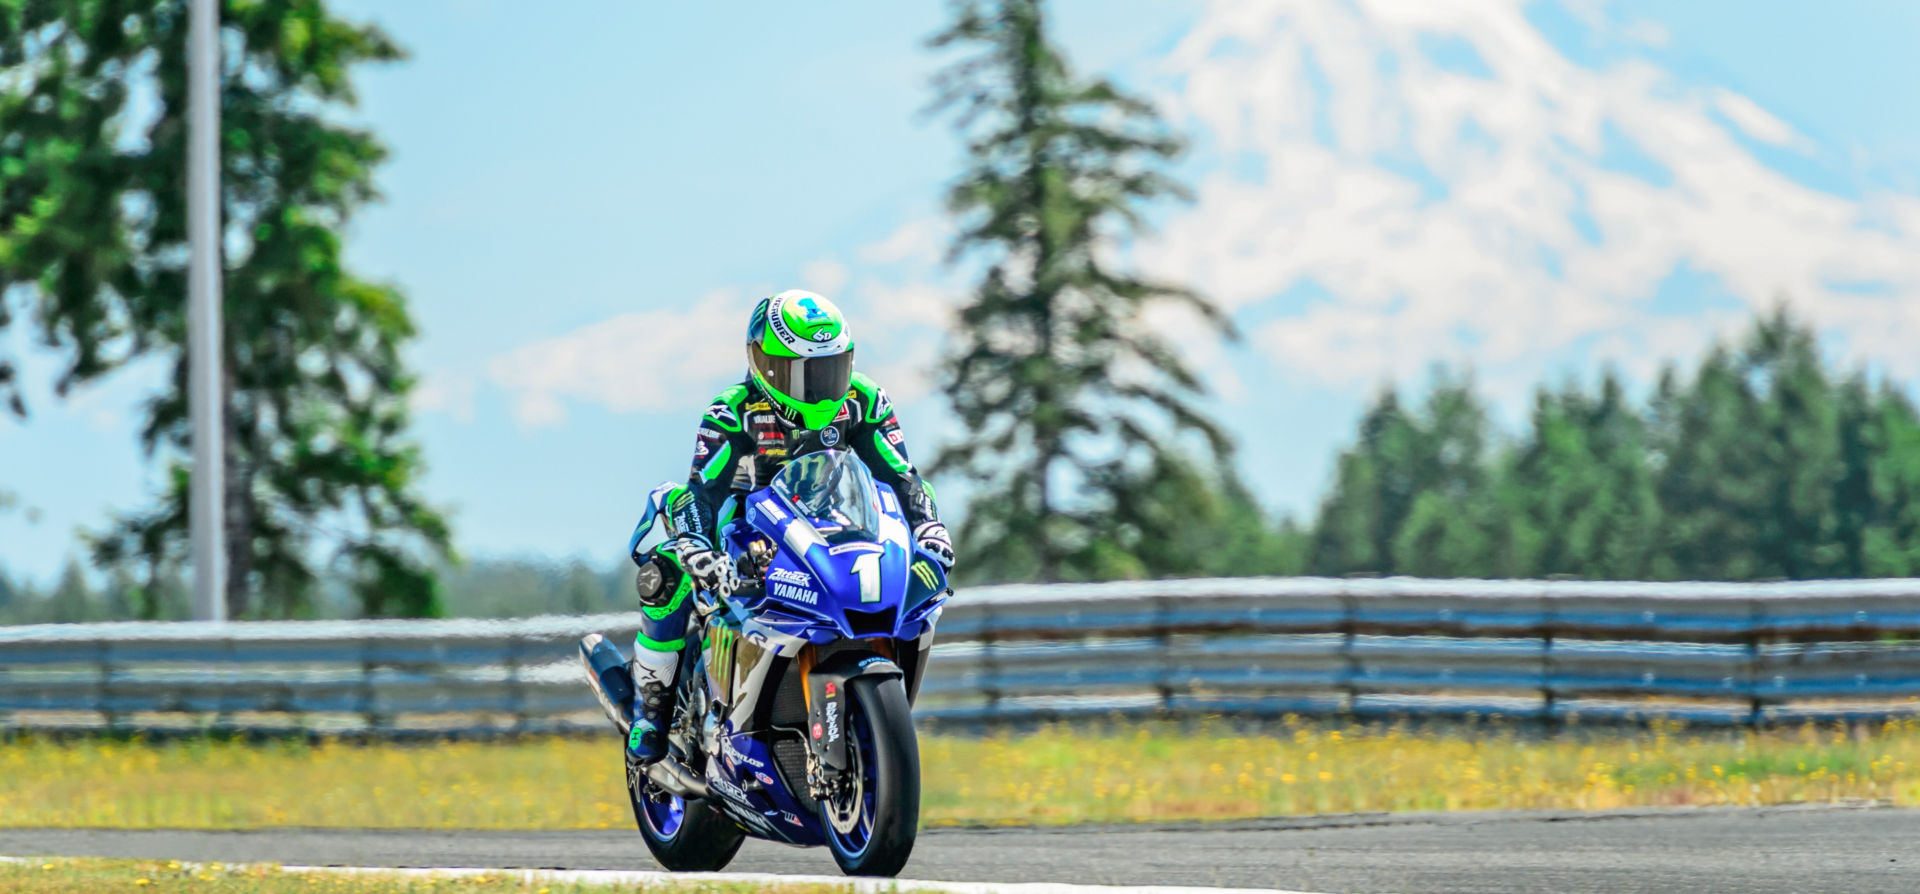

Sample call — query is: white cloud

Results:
[1712,88,1806,149]
[475,211,974,432]
[1141,0,1920,396]
[800,259,849,296]
[486,288,748,429]
[858,217,949,267]
[854,278,958,332]
[411,372,477,423]
[1619,19,1669,49]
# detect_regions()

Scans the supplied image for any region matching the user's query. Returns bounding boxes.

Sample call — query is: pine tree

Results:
[1650,348,1759,579]
[1650,309,1845,580]
[1388,373,1497,577]
[1,0,451,617]
[1834,376,1877,577]
[1860,384,1920,576]
[1499,372,1660,579]
[1308,371,1495,577]
[47,558,98,623]
[1308,391,1408,576]
[927,0,1235,582]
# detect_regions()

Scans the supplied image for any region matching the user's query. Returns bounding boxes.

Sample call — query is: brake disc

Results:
[825,743,866,835]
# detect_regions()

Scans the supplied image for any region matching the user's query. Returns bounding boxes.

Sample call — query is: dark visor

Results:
[752,345,854,406]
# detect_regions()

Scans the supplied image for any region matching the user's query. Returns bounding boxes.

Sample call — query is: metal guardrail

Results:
[3,577,1919,733]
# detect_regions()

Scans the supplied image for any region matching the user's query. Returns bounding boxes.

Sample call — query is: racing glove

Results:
[913,521,955,569]
[662,536,738,600]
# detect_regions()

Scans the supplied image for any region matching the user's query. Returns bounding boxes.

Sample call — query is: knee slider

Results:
[634,558,680,609]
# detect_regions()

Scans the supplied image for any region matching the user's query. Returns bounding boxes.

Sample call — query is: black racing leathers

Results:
[676,372,938,548]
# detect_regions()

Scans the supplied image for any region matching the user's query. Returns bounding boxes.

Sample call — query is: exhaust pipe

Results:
[645,756,711,800]
[582,634,711,802]
[578,633,633,735]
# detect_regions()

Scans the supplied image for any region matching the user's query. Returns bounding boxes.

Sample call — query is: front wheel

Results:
[824,675,920,877]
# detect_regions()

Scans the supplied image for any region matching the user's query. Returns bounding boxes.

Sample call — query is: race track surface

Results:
[5,805,1916,893]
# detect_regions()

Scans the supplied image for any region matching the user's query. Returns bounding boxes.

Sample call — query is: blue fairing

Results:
[715,727,823,845]
[727,481,943,644]
[685,450,950,848]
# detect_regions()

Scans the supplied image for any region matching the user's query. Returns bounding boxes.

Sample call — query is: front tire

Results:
[826,675,920,877]
[629,757,744,872]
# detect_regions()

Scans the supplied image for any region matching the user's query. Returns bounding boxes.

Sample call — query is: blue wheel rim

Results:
[826,694,879,858]
[643,787,685,838]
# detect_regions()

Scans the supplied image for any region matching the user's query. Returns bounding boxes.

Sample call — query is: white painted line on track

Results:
[8,854,1327,893]
[283,864,1323,893]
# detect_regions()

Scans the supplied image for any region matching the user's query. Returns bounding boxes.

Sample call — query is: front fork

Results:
[799,648,905,803]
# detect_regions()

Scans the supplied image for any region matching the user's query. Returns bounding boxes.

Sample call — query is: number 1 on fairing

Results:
[853,552,880,603]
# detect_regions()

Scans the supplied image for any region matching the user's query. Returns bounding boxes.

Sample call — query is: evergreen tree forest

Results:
[1302,308,1920,582]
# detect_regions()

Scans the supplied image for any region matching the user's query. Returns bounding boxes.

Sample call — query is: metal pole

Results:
[188,0,226,622]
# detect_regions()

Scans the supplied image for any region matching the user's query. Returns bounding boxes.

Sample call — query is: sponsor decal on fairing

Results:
[771,582,818,605]
[767,567,809,585]
[722,736,767,770]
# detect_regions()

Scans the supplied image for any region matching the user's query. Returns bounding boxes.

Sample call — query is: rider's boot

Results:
[625,647,678,765]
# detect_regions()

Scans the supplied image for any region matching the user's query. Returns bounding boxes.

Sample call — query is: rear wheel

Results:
[628,754,744,872]
[824,675,920,877]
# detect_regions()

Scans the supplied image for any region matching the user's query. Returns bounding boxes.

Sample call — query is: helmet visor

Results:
[751,345,854,409]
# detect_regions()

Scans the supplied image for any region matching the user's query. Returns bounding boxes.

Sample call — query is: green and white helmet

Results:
[746,289,854,430]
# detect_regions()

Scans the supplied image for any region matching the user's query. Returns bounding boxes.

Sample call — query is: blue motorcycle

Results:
[580,449,951,876]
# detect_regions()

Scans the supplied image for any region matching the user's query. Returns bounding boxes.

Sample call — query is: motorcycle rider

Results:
[625,289,955,765]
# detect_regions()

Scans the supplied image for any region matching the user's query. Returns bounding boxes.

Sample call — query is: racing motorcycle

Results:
[579,448,951,877]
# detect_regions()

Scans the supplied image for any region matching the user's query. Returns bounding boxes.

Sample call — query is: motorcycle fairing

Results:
[708,723,825,846]
[729,482,932,646]
[628,450,956,859]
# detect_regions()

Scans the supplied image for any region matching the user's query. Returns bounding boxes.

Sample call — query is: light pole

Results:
[188,0,226,622]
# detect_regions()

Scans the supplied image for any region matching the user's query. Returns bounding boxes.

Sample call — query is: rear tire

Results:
[629,756,744,872]
[826,675,920,877]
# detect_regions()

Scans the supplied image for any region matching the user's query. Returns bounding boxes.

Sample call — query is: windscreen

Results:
[769,450,882,545]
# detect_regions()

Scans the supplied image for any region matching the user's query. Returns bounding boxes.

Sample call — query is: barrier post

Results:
[506,635,527,733]
[358,640,388,733]
[1154,596,1173,713]
[97,638,117,731]
[1541,625,1557,727]
[1746,598,1765,726]
[1338,586,1359,717]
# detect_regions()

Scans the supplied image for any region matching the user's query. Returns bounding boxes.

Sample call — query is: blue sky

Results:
[4,0,1919,583]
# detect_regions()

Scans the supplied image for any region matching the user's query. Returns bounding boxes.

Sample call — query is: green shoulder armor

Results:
[702,383,751,432]
[849,372,894,423]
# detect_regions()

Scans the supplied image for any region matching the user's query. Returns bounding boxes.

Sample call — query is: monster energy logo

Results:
[709,622,737,655]
[911,560,938,590]
[708,622,740,697]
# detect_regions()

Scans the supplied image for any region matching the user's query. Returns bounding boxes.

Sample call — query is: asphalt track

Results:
[6,805,1917,893]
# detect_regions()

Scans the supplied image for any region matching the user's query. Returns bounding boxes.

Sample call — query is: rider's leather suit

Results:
[633,372,940,657]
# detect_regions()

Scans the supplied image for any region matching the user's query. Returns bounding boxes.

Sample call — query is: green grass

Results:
[3,718,1918,830]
